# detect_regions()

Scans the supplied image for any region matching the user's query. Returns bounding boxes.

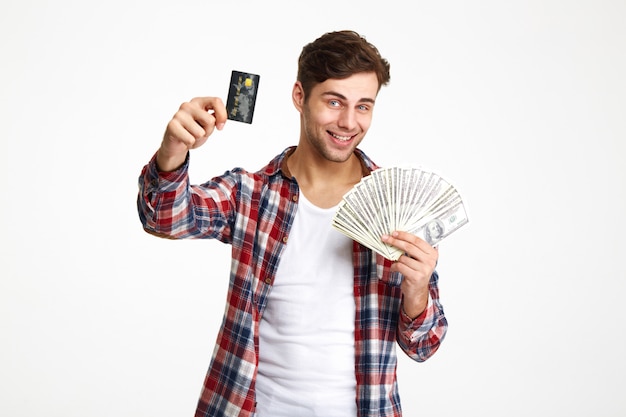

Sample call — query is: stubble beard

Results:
[302,109,360,164]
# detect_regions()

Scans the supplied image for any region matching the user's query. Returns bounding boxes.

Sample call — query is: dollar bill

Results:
[331,166,469,260]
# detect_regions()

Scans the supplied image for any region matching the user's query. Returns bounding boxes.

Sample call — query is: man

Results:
[137,30,447,417]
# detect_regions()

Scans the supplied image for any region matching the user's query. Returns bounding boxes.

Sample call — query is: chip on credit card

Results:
[226,70,260,124]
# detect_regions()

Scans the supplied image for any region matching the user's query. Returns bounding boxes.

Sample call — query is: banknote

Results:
[332,166,469,260]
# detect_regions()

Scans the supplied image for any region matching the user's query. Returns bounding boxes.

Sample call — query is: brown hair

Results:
[297,30,391,99]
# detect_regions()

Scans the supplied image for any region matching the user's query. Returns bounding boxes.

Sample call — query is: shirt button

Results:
[292,194,298,202]
[264,278,272,284]
[150,179,159,187]
[282,236,288,243]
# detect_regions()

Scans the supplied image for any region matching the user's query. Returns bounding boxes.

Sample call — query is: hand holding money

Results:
[382,230,438,318]
[332,166,469,261]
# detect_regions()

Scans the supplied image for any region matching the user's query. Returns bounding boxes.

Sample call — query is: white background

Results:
[2,0,625,416]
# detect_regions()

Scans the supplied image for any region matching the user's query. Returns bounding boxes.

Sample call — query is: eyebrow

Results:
[322,91,376,104]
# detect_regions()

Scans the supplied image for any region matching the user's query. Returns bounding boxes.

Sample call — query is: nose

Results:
[337,108,357,130]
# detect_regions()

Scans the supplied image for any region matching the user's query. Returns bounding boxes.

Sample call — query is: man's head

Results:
[297,30,391,100]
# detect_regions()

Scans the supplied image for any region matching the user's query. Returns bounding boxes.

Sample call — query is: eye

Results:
[357,104,370,111]
[329,99,341,107]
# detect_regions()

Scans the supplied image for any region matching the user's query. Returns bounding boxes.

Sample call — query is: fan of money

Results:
[332,166,469,261]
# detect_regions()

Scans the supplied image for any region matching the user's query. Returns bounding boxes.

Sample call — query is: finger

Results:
[176,101,213,136]
[165,117,199,148]
[382,233,438,265]
[190,97,228,130]
[384,231,433,253]
[175,109,211,140]
[391,256,425,277]
[395,253,420,269]
[210,98,228,129]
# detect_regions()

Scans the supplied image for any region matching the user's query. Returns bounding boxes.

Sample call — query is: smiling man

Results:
[137,30,448,417]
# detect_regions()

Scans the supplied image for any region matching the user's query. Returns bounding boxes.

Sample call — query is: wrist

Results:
[156,149,187,172]
[401,290,429,320]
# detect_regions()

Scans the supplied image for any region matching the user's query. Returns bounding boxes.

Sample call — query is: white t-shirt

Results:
[255,192,357,417]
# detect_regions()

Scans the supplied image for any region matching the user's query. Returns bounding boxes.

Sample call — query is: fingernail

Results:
[217,122,225,130]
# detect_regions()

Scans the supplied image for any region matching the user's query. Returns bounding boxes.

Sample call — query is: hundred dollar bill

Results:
[331,166,469,260]
[408,200,469,246]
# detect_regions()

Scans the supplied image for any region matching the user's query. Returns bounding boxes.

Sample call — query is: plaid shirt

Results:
[137,146,448,417]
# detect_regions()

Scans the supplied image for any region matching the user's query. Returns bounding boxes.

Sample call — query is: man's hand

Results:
[381,231,439,319]
[156,97,228,172]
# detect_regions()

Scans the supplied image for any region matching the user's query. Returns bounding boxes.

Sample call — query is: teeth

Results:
[331,132,352,141]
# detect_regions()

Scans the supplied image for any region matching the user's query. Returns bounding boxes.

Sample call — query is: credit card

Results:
[226,70,260,123]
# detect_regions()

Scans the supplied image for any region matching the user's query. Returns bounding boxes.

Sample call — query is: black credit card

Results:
[226,70,260,124]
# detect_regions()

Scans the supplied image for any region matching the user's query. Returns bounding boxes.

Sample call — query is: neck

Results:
[288,147,360,183]
[287,146,363,208]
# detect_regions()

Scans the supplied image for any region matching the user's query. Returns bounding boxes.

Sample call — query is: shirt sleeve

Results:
[136,151,236,242]
[396,270,448,362]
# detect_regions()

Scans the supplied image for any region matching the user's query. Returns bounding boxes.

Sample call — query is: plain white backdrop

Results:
[2,0,625,416]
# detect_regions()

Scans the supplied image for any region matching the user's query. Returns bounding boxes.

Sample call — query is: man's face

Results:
[298,72,379,163]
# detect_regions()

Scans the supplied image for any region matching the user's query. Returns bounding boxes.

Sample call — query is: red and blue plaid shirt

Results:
[137,146,448,417]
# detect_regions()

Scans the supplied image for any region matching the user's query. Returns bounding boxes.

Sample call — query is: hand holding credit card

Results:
[226,70,260,124]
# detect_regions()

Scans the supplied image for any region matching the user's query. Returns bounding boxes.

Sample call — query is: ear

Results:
[292,81,305,112]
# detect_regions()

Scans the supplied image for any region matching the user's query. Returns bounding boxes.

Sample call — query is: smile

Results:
[329,131,355,142]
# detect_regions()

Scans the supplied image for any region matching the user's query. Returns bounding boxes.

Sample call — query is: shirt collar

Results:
[261,146,379,179]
